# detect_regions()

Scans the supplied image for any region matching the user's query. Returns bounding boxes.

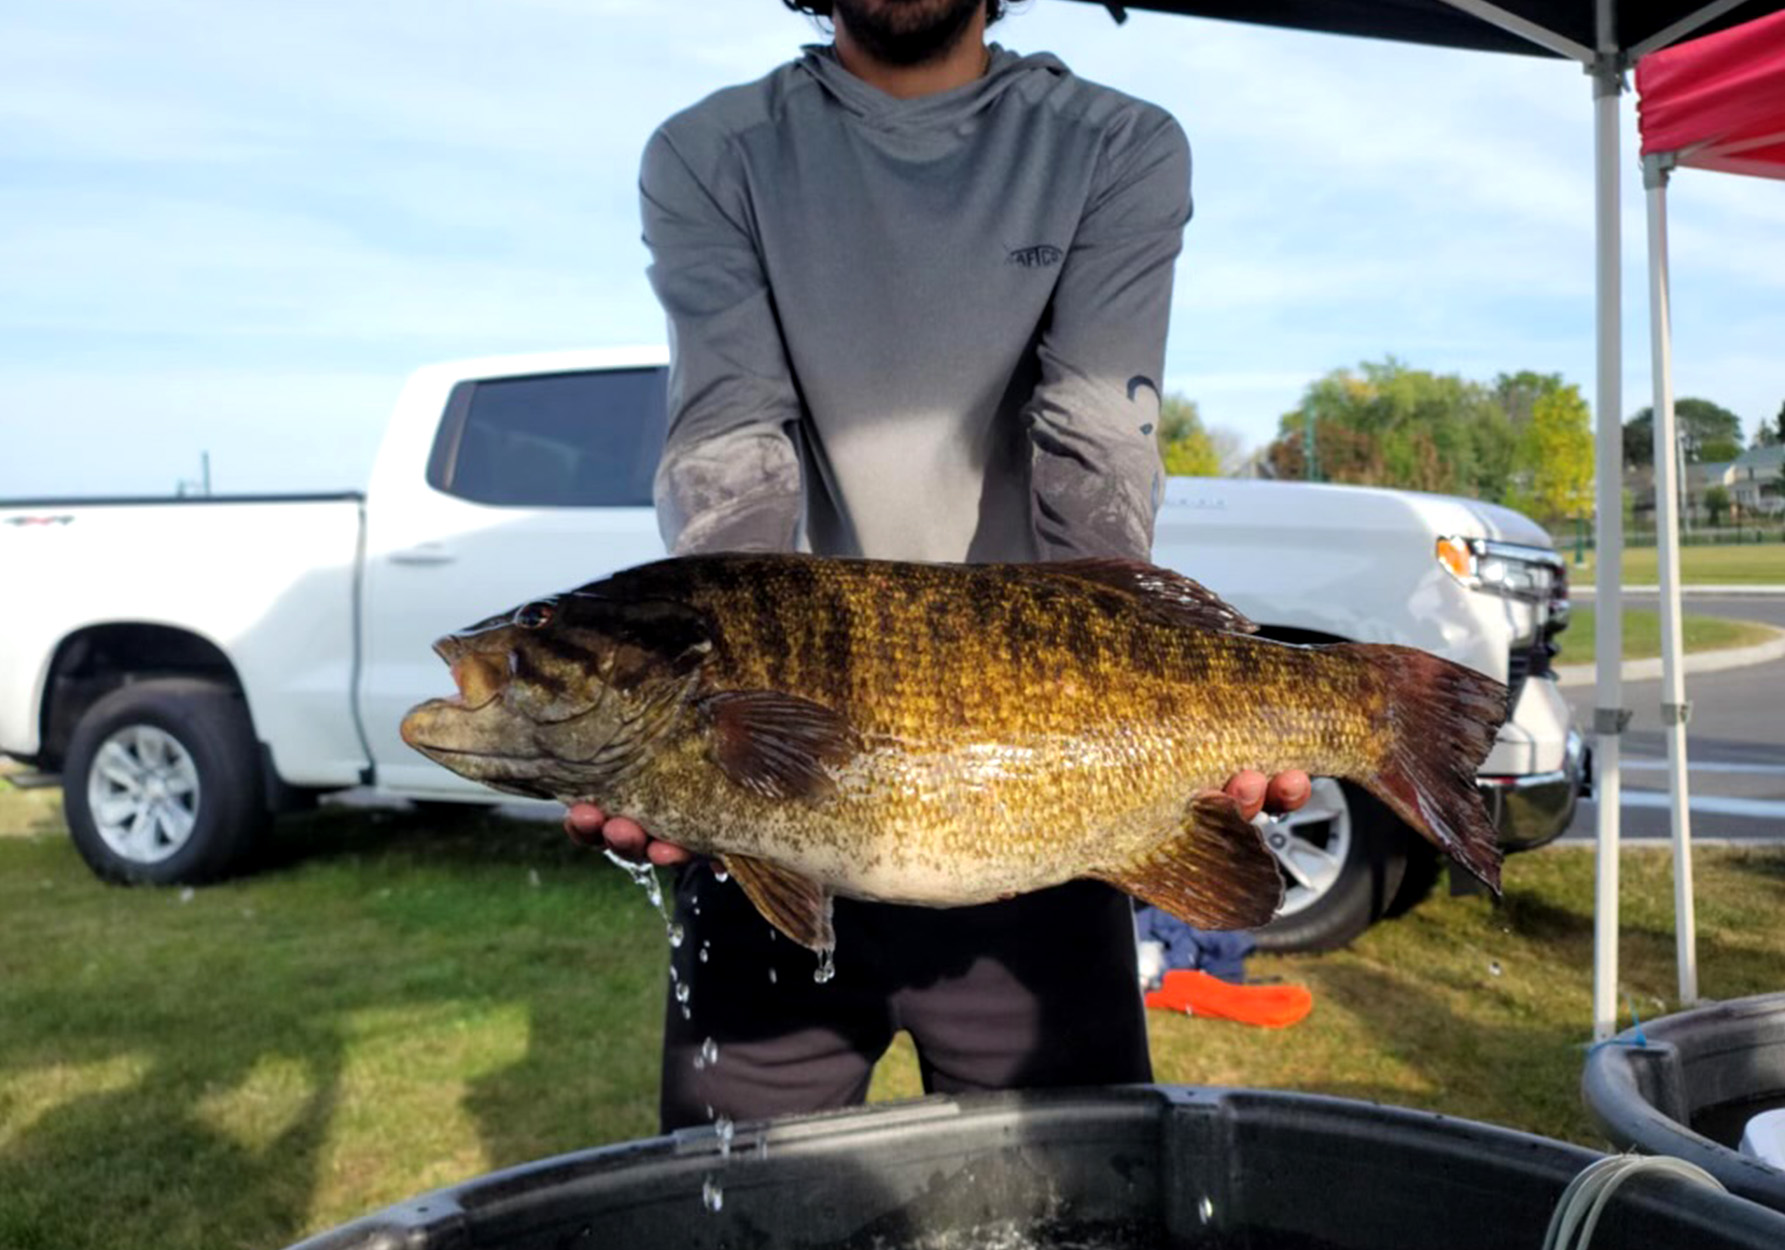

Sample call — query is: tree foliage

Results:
[1265,359,1525,502]
[1156,393,1219,477]
[1516,385,1595,522]
[1704,484,1732,526]
[1623,398,1744,468]
[1756,401,1785,447]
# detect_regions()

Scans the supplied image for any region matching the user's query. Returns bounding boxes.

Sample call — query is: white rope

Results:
[1542,1153,1726,1250]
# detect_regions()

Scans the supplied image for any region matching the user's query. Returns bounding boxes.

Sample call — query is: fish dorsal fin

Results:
[1046,559,1257,635]
[1090,793,1284,930]
[721,854,835,952]
[700,691,857,801]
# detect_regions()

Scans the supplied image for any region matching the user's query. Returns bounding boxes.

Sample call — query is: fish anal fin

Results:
[722,854,834,952]
[1092,794,1284,930]
[1047,559,1258,635]
[701,690,857,802]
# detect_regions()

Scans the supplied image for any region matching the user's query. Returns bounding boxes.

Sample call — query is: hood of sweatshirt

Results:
[793,42,1068,132]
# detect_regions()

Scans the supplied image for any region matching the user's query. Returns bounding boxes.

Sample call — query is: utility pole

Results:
[175,451,213,498]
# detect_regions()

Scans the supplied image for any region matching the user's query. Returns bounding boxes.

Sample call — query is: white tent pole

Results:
[1589,0,1627,1044]
[1628,0,1752,60]
[1436,0,1597,60]
[1642,151,1700,1006]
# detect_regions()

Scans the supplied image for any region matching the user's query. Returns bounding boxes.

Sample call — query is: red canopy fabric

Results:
[1637,9,1785,179]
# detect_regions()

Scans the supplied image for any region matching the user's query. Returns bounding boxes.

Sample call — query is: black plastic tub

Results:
[1583,991,1785,1212]
[288,1086,1785,1249]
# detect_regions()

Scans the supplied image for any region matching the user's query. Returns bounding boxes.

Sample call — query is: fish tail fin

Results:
[1339,644,1507,892]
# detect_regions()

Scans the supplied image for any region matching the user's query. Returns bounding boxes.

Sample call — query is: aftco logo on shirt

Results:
[1007,245,1064,269]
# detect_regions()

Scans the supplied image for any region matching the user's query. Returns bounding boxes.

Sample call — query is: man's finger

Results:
[1224,770,1267,821]
[645,840,694,867]
[563,803,606,847]
[602,816,649,858]
[1264,771,1312,815]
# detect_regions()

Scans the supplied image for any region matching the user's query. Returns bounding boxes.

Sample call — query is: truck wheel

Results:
[1252,779,1407,953]
[63,680,267,885]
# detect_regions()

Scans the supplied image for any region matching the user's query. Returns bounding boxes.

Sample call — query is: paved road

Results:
[1561,590,1785,843]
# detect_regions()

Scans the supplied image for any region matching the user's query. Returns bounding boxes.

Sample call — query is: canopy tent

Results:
[1068,0,1784,1038]
[1630,8,1785,1007]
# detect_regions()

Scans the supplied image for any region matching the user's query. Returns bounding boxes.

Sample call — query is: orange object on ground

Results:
[1144,968,1313,1029]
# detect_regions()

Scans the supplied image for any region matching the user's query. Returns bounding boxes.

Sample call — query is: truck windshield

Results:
[427,367,668,507]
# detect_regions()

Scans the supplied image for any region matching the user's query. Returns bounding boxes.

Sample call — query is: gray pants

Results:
[660,863,1152,1131]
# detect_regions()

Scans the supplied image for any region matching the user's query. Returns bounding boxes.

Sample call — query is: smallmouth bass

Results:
[401,555,1506,951]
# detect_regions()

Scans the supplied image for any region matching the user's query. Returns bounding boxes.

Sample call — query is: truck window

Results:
[427,367,668,507]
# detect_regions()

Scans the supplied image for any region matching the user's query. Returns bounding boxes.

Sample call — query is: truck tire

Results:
[1252,779,1407,953]
[63,679,267,885]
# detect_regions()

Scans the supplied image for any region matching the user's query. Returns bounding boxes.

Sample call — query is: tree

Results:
[1515,384,1595,525]
[1156,394,1218,477]
[1207,426,1250,478]
[1757,401,1785,447]
[1624,397,1744,467]
[1704,484,1732,526]
[1264,358,1518,497]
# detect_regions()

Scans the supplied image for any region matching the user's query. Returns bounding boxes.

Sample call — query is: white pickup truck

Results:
[0,348,1584,951]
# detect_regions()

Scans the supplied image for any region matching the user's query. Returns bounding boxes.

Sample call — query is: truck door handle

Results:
[389,543,456,566]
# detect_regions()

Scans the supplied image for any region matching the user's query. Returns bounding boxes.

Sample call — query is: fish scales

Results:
[401,554,1506,948]
[599,561,1358,893]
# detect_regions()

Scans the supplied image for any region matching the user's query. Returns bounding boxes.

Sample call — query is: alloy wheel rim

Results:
[1260,777,1352,919]
[87,725,201,865]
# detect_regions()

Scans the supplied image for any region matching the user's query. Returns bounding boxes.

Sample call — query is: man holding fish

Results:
[574,0,1317,1130]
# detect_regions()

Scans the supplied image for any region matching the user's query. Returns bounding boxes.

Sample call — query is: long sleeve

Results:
[1023,113,1191,562]
[641,127,804,556]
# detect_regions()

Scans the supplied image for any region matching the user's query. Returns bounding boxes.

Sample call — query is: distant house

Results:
[1729,444,1785,517]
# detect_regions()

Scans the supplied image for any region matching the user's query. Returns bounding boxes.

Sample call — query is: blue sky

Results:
[3,0,1781,497]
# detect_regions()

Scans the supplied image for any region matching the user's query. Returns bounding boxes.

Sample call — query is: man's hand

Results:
[563,769,1313,863]
[563,804,693,867]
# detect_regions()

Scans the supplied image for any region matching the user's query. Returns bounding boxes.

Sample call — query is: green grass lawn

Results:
[1574,541,1785,586]
[6,781,1784,1249]
[1554,606,1777,667]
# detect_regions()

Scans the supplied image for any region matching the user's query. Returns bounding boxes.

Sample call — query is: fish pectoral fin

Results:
[700,690,858,802]
[1044,558,1258,635]
[1091,794,1284,931]
[721,854,835,952]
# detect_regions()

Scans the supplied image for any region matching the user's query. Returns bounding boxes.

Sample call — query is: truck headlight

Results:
[1437,536,1568,622]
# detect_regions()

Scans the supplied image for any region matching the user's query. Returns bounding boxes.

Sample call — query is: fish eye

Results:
[513,602,554,630]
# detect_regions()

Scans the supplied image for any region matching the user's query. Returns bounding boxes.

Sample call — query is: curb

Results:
[1572,584,1785,597]
[1555,625,1785,687]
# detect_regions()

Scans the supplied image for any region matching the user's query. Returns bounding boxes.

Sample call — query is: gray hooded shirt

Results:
[640,44,1190,563]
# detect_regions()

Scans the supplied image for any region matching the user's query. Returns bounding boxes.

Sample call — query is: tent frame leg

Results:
[1642,151,1700,1008]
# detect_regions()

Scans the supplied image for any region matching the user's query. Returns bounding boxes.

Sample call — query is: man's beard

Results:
[831,0,985,67]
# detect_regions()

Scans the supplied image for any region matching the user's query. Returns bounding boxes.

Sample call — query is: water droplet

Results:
[699,1037,719,1068]
[669,963,679,983]
[669,923,685,948]
[681,1005,692,1020]
[755,1136,768,1160]
[704,1104,715,1121]
[702,1176,724,1213]
[768,967,778,985]
[1198,1196,1215,1223]
[528,868,541,888]
[713,868,730,884]
[813,948,836,984]
[1488,960,1503,977]
[675,981,691,1005]
[767,927,777,942]
[716,1117,735,1160]
[699,947,709,964]
[179,887,195,904]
